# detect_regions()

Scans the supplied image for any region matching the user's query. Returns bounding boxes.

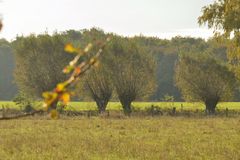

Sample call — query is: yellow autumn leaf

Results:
[63,65,74,74]
[60,92,70,105]
[42,92,51,99]
[64,43,77,53]
[89,58,97,65]
[42,92,58,107]
[55,83,66,93]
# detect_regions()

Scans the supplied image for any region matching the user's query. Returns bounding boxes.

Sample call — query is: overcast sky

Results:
[0,0,214,41]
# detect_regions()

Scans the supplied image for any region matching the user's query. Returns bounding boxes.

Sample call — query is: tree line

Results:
[0,28,237,114]
[1,0,240,115]
[0,31,235,101]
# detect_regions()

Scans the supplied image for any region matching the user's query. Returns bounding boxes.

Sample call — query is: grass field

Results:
[0,102,240,159]
[65,102,240,111]
[0,117,239,159]
[1,101,240,111]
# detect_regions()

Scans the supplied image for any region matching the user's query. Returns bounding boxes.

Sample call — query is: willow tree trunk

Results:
[96,99,108,114]
[205,99,218,115]
[121,101,132,116]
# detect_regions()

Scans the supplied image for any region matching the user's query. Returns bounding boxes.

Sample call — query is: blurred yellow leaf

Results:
[74,67,81,74]
[89,58,97,65]
[65,43,77,53]
[60,92,70,105]
[55,83,65,93]
[50,109,59,119]
[42,92,58,107]
[42,92,51,99]
[63,65,74,74]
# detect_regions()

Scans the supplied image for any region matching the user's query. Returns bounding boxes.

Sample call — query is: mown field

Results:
[1,101,240,111]
[0,102,240,159]
[0,117,239,160]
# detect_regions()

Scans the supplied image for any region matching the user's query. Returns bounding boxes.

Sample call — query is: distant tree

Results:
[106,37,156,115]
[85,67,113,113]
[170,37,208,54]
[0,39,17,100]
[13,92,34,113]
[73,28,114,112]
[13,34,72,98]
[131,36,209,101]
[83,29,113,112]
[175,54,236,114]
[64,30,82,41]
[155,53,181,101]
[41,38,110,118]
[206,37,228,62]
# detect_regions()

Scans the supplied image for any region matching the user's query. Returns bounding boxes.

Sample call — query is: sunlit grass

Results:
[1,101,240,111]
[65,102,240,111]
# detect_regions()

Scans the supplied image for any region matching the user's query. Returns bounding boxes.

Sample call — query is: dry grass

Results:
[0,117,239,160]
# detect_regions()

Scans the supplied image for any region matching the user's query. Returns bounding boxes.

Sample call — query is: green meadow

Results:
[1,101,240,111]
[65,102,240,111]
[0,102,239,159]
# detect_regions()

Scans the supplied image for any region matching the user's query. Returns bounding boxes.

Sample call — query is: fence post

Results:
[151,105,154,117]
[196,109,199,113]
[87,111,91,118]
[181,104,183,112]
[225,108,229,117]
[172,107,176,116]
[2,106,5,118]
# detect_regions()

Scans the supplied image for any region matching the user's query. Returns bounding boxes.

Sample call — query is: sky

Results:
[0,0,215,41]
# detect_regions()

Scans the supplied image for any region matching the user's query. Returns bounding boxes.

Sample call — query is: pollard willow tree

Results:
[13,34,73,98]
[175,54,236,114]
[1,32,110,119]
[105,37,156,115]
[42,40,110,118]
[76,29,113,113]
[0,17,93,119]
[85,66,113,113]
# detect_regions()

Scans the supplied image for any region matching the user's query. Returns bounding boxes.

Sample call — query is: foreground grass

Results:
[0,117,239,160]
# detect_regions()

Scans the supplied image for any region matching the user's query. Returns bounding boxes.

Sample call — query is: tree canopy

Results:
[198,0,240,38]
[105,36,156,114]
[1,28,238,101]
[13,34,72,98]
[175,54,236,113]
